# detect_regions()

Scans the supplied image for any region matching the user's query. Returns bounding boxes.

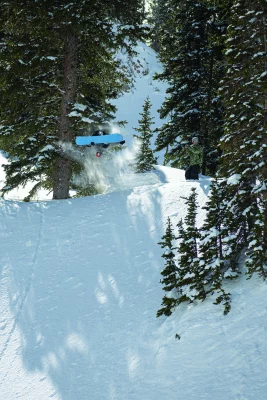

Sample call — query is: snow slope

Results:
[1,167,267,400]
[1,43,267,400]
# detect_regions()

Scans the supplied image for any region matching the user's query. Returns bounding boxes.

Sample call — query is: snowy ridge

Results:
[1,166,267,400]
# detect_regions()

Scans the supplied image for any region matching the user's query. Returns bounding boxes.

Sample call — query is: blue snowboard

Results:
[76,134,125,146]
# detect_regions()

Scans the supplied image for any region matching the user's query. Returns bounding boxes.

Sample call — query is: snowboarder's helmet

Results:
[192,137,199,144]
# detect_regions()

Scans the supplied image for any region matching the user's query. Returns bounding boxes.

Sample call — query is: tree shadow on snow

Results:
[2,189,168,400]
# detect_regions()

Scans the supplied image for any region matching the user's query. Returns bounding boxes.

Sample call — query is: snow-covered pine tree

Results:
[154,0,225,173]
[133,97,157,173]
[222,180,255,271]
[176,188,205,304]
[245,199,267,279]
[157,217,178,317]
[219,0,267,278]
[0,0,147,200]
[149,0,169,52]
[199,178,225,280]
[201,0,231,175]
[198,178,235,314]
[200,181,250,285]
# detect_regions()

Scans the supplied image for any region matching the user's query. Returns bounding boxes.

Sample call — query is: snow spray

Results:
[60,139,142,194]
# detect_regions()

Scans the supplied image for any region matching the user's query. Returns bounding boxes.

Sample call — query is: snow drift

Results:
[1,167,267,400]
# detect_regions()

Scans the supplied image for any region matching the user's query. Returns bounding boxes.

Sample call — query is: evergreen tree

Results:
[0,0,147,199]
[176,188,205,304]
[222,180,255,271]
[133,97,157,173]
[245,199,267,279]
[149,0,169,52]
[199,178,225,269]
[219,0,267,276]
[157,217,178,317]
[198,178,236,314]
[154,0,226,173]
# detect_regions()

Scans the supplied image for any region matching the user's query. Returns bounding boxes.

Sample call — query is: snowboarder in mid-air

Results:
[184,137,203,180]
[75,129,125,158]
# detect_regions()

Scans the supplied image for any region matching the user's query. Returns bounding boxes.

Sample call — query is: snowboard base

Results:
[76,134,125,146]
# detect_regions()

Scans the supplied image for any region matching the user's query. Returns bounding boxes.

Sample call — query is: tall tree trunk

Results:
[53,32,78,200]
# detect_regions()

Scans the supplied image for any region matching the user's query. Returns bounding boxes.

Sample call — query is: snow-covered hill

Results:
[1,166,267,400]
[1,43,267,400]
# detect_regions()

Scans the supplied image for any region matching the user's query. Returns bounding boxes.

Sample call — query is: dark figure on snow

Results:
[184,137,203,180]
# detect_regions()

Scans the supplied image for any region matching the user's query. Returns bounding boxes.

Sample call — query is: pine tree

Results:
[245,199,267,279]
[198,178,225,288]
[154,0,226,173]
[133,97,157,173]
[219,0,267,276]
[0,0,147,199]
[176,188,205,304]
[157,217,178,317]
[149,0,169,52]
[198,178,235,314]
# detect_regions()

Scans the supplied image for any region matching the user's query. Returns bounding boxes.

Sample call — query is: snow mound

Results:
[1,166,267,400]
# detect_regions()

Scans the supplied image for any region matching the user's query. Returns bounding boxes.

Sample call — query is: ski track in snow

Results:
[0,168,210,400]
[1,167,267,400]
[0,204,45,386]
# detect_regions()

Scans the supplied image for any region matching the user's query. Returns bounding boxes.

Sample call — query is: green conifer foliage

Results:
[245,200,267,279]
[154,0,226,173]
[149,0,169,52]
[198,178,235,314]
[157,217,178,317]
[133,97,157,173]
[176,188,205,304]
[220,1,267,180]
[199,179,225,283]
[0,0,147,199]
[219,0,267,276]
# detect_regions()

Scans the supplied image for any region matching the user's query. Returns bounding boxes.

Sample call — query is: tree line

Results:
[153,0,267,316]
